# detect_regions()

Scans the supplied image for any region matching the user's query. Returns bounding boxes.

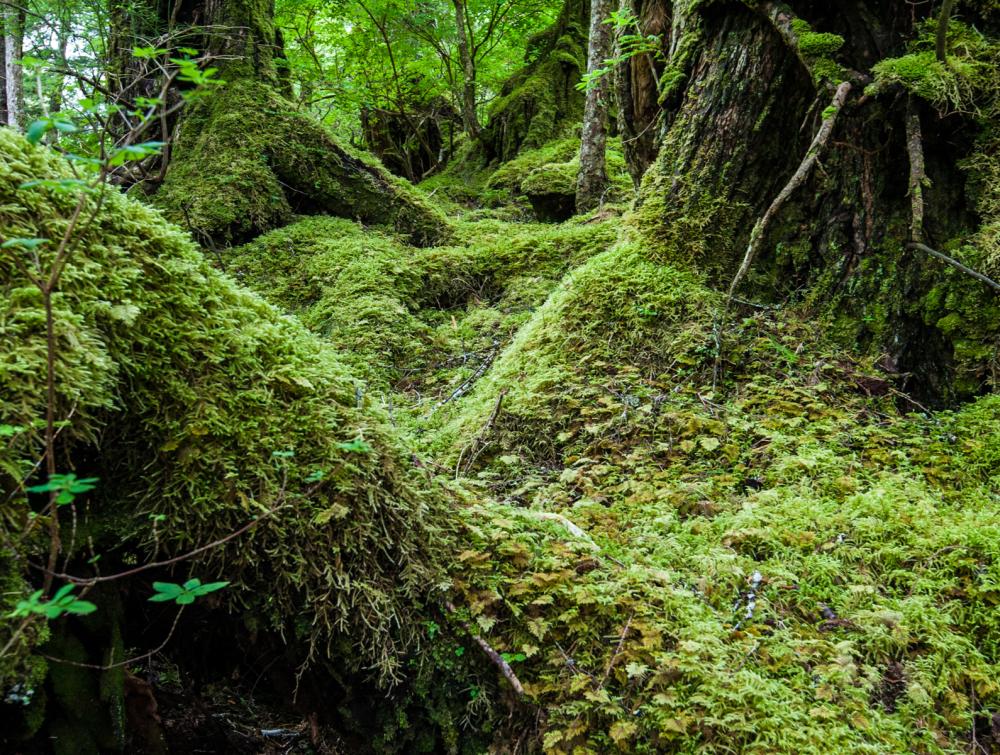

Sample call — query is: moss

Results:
[152,79,449,247]
[0,130,453,684]
[869,20,1000,115]
[226,212,620,392]
[479,0,588,163]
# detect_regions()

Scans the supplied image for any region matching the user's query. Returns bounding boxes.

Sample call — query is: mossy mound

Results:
[488,136,634,221]
[433,240,717,464]
[152,79,449,247]
[226,213,620,393]
[0,130,451,687]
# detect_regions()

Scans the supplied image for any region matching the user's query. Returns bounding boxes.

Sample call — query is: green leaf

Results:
[25,120,49,145]
[2,237,48,250]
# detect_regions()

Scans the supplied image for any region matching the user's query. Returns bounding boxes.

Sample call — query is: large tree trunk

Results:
[575,0,615,213]
[631,0,998,401]
[114,0,448,247]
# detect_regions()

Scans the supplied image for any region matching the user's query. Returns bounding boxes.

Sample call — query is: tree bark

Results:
[3,3,24,129]
[453,0,481,137]
[576,0,615,214]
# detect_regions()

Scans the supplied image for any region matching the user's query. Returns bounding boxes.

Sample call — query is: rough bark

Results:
[453,0,481,137]
[576,0,615,213]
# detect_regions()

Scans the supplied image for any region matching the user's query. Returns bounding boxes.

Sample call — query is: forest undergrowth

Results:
[215,136,1000,752]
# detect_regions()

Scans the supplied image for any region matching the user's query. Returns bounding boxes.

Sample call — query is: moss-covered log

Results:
[117,0,448,246]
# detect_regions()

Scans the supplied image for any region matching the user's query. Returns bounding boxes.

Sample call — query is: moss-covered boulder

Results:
[152,80,449,247]
[0,130,452,692]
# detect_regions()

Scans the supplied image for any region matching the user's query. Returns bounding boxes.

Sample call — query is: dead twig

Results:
[445,601,524,696]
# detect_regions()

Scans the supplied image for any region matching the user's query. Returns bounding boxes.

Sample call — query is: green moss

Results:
[0,130,452,684]
[153,79,449,247]
[227,212,620,391]
[480,0,588,163]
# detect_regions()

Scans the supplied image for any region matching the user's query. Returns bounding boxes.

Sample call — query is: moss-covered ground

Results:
[4,118,1000,753]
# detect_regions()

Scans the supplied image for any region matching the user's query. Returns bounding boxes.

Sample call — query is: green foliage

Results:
[149,578,229,605]
[10,585,97,620]
[27,473,98,506]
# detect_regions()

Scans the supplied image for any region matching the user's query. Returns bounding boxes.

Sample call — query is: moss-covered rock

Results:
[152,80,449,247]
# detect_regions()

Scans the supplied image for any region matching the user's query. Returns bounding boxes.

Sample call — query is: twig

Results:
[43,606,185,670]
[445,601,524,696]
[426,341,500,416]
[598,612,633,689]
[455,388,507,477]
[908,242,1000,292]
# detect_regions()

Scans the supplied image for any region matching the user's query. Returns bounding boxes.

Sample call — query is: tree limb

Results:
[905,95,926,244]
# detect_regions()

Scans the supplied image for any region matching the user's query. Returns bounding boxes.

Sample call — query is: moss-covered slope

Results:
[0,130,451,688]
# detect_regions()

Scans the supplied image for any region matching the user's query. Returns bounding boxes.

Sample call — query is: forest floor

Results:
[177,142,1000,752]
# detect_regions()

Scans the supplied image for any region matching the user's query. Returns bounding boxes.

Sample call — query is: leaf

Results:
[25,120,49,145]
[2,237,48,250]
[698,436,721,452]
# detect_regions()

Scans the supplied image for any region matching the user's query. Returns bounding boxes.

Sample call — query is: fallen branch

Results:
[445,601,525,696]
[426,340,500,417]
[909,242,1000,292]
[727,81,852,301]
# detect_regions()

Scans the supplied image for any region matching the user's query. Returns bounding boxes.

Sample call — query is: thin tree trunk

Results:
[576,0,615,214]
[453,0,480,137]
[3,4,24,129]
[0,20,7,125]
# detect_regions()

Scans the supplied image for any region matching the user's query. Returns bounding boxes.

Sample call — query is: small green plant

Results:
[10,584,97,620]
[149,578,230,605]
[27,473,99,505]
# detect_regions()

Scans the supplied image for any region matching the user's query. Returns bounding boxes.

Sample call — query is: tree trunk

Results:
[453,0,481,137]
[576,0,615,213]
[633,0,998,401]
[2,4,23,129]
[112,0,448,247]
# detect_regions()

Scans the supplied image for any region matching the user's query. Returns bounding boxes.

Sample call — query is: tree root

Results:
[909,242,1000,292]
